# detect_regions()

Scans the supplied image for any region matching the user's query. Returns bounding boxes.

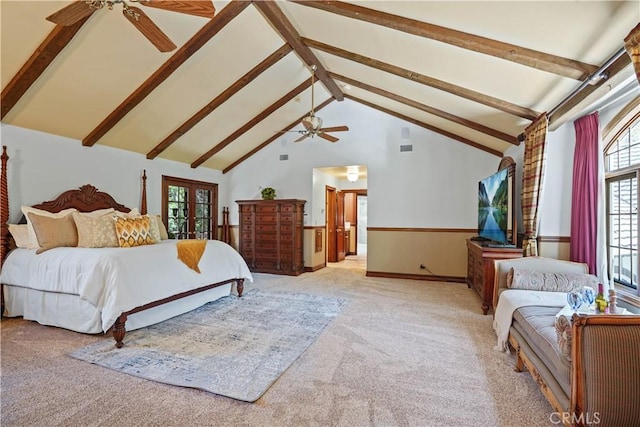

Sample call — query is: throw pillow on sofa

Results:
[555,314,573,361]
[507,269,598,293]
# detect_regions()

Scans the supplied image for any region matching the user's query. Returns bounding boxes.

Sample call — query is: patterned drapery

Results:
[625,23,640,83]
[521,114,549,257]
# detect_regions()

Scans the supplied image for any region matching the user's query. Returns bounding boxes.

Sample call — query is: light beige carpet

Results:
[1,257,555,426]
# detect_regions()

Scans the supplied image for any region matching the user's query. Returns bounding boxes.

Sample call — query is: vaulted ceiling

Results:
[2,1,638,172]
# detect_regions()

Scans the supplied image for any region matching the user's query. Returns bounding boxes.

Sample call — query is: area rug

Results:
[69,289,347,402]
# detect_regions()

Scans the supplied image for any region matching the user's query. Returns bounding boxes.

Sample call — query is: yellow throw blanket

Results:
[176,239,207,273]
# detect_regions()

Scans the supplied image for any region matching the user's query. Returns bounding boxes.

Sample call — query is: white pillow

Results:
[8,224,31,249]
[21,205,78,249]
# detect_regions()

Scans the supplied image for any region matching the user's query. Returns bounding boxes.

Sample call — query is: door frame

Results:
[325,185,337,263]
[162,175,218,239]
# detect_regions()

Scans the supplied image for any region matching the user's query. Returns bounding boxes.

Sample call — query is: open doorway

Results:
[315,165,367,266]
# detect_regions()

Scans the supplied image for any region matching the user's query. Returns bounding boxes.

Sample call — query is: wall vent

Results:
[279,154,289,161]
[400,144,413,152]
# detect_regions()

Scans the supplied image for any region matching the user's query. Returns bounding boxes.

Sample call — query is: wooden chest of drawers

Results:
[466,240,522,314]
[237,199,305,276]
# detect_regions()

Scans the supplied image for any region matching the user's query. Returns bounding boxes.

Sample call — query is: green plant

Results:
[261,187,276,200]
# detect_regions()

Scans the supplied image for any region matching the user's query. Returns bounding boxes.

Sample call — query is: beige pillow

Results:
[114,216,154,248]
[83,208,115,217]
[27,212,78,254]
[508,269,598,293]
[114,208,141,219]
[146,215,161,243]
[8,224,31,249]
[21,206,78,249]
[157,215,169,240]
[73,212,118,248]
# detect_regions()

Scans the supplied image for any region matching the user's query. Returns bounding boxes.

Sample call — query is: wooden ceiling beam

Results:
[253,0,343,101]
[223,98,335,174]
[1,15,93,120]
[147,44,292,159]
[191,78,312,168]
[346,95,502,157]
[82,0,252,147]
[302,37,540,121]
[292,0,598,80]
[331,73,518,145]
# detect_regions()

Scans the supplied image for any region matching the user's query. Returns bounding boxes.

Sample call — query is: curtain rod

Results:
[547,47,628,118]
[517,47,628,141]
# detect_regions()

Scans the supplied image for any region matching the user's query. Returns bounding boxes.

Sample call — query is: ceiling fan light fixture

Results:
[347,172,359,182]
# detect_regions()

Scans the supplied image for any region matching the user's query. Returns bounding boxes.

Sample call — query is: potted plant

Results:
[260,187,276,200]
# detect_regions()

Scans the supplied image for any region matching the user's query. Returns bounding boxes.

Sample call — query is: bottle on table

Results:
[595,283,608,313]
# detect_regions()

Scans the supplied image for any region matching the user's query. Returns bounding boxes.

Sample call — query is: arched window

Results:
[605,110,640,293]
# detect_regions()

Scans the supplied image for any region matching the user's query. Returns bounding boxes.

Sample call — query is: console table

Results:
[466,240,522,314]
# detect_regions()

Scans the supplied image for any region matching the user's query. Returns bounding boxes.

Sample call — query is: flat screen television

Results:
[478,168,510,245]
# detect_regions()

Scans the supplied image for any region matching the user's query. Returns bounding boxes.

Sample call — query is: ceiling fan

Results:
[46,0,216,52]
[290,65,349,143]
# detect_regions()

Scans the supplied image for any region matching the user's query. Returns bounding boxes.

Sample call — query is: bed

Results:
[0,146,253,348]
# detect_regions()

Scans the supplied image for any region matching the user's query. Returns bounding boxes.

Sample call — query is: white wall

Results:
[224,99,500,228]
[2,99,504,233]
[0,124,227,223]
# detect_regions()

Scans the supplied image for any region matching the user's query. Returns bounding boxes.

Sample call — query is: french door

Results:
[162,176,218,240]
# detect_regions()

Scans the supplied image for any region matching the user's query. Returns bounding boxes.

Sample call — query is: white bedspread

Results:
[0,240,253,332]
[493,289,567,351]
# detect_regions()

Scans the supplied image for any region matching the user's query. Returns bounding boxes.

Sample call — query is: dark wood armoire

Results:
[237,199,305,276]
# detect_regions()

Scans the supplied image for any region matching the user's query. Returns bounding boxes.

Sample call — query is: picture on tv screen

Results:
[478,168,509,244]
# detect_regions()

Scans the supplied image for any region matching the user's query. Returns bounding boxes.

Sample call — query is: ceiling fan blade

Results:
[138,1,216,18]
[123,6,177,52]
[46,1,95,26]
[318,133,339,143]
[319,125,349,133]
[294,133,310,143]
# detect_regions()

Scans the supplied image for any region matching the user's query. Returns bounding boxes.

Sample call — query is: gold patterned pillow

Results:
[73,212,118,248]
[114,216,154,248]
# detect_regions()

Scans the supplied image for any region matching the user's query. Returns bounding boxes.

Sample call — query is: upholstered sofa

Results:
[493,257,640,426]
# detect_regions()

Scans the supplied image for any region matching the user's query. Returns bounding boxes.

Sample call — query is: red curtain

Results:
[570,112,600,273]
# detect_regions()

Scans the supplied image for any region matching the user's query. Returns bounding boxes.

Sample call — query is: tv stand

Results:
[466,240,523,314]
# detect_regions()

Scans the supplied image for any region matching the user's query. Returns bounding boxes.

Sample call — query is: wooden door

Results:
[337,191,345,261]
[326,186,337,262]
[163,176,218,240]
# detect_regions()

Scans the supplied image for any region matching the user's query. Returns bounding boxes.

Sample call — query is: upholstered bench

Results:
[493,257,640,426]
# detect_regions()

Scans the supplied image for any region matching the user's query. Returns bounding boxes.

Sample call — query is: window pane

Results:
[630,140,640,166]
[619,130,630,149]
[610,214,619,247]
[633,213,638,250]
[619,248,633,286]
[610,181,620,213]
[620,179,631,213]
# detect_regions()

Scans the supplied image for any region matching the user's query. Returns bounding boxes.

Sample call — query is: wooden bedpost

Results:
[140,169,147,215]
[1,146,8,315]
[1,146,9,266]
[222,207,230,244]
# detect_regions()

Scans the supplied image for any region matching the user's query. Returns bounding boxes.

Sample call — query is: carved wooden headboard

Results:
[28,185,132,215]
